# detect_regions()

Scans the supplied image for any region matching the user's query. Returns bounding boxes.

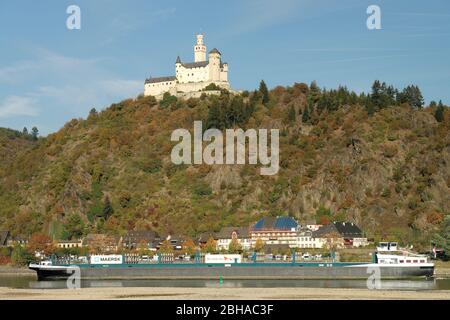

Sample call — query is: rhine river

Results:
[1,275,449,291]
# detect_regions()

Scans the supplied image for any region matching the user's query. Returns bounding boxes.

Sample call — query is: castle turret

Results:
[194,34,206,62]
[208,48,221,81]
[175,56,182,78]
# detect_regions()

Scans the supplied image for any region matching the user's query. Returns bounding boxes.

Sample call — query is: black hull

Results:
[30,264,435,281]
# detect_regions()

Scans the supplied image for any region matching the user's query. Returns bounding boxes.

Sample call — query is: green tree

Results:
[11,244,34,266]
[370,80,383,109]
[102,196,114,219]
[368,80,398,111]
[309,81,321,103]
[398,85,424,109]
[288,105,296,122]
[204,83,221,91]
[302,105,310,123]
[259,80,270,106]
[160,92,177,109]
[434,101,445,123]
[432,215,449,257]
[31,127,39,140]
[65,213,85,239]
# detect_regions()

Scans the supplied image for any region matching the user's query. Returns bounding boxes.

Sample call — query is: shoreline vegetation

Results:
[0,286,449,300]
[0,266,35,276]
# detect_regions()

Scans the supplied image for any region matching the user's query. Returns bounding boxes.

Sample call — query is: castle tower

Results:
[175,55,181,78]
[194,34,206,62]
[208,48,221,81]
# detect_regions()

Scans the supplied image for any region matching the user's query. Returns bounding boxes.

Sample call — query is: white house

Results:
[296,228,326,249]
[215,227,251,251]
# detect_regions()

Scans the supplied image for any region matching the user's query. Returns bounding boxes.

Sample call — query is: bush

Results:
[193,183,212,196]
[160,92,177,109]
[203,83,221,91]
[11,245,34,266]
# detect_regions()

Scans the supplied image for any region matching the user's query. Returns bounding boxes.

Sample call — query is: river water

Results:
[1,276,449,291]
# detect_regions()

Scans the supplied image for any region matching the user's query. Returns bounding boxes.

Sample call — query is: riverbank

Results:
[435,268,450,277]
[434,261,450,277]
[0,266,36,277]
[0,286,449,300]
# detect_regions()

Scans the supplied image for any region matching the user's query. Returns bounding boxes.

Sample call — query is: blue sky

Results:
[1,0,449,135]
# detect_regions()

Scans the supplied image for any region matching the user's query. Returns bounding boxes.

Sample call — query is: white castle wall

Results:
[176,65,209,83]
[144,80,177,97]
[176,80,230,93]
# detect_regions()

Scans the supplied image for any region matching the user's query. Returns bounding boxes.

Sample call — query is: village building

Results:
[305,224,323,232]
[250,216,298,248]
[215,227,251,251]
[124,230,160,250]
[82,234,123,253]
[296,227,325,249]
[56,239,83,249]
[157,234,185,251]
[197,232,216,247]
[332,221,368,247]
[312,221,368,249]
[0,231,27,247]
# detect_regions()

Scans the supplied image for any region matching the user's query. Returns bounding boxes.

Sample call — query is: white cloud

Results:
[226,0,342,35]
[228,0,301,34]
[0,49,143,133]
[99,79,143,97]
[0,96,39,118]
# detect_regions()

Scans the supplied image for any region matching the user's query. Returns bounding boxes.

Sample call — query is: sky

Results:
[0,0,449,135]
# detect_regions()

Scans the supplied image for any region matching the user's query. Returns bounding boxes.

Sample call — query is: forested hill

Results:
[0,81,449,250]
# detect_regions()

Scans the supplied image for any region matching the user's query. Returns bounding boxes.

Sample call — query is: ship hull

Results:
[29,263,434,281]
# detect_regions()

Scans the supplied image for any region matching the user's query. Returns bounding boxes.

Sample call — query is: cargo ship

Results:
[29,244,434,281]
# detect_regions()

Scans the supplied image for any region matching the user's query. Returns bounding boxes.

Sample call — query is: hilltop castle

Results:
[144,34,231,99]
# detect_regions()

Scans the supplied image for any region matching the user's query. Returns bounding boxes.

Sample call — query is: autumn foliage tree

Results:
[253,238,265,252]
[27,233,55,257]
[182,238,197,256]
[159,240,174,254]
[228,238,242,254]
[204,237,217,253]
